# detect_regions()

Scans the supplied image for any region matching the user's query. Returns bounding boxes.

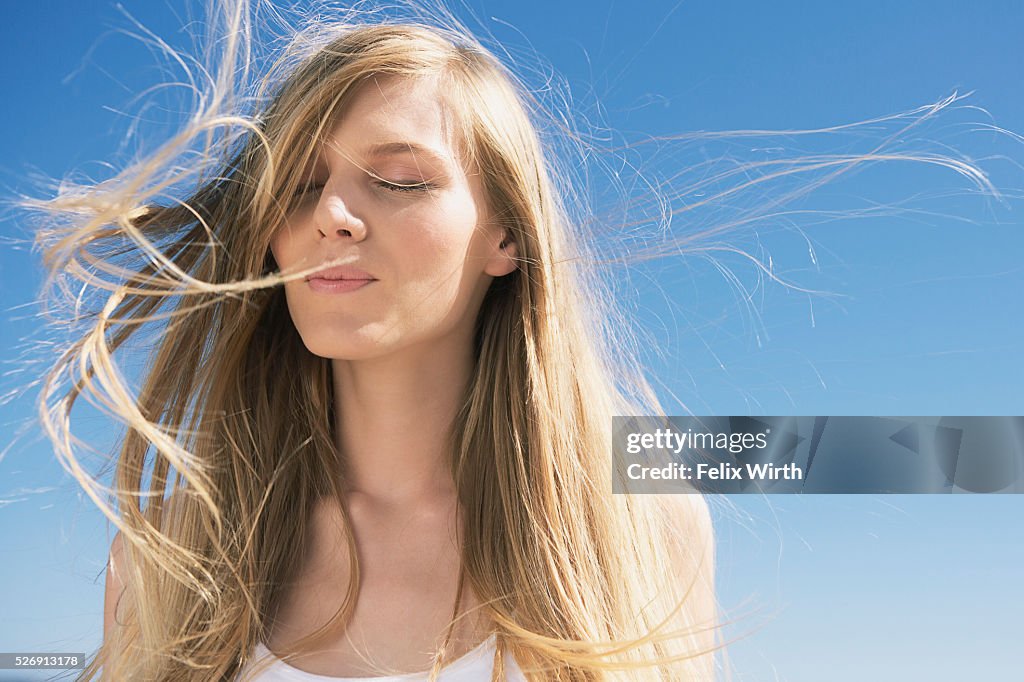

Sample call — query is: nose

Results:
[314,186,366,241]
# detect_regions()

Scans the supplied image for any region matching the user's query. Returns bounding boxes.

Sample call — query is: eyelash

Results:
[378,179,436,193]
[294,180,435,198]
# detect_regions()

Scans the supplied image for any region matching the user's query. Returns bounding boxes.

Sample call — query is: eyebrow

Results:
[362,141,453,169]
[302,140,454,179]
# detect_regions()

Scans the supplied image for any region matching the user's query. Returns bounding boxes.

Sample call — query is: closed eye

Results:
[375,180,436,193]
[292,180,434,199]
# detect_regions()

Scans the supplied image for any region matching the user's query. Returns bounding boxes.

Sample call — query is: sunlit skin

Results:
[264,74,520,672]
[269,72,518,504]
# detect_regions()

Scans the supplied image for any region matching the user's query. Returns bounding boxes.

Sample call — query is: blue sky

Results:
[1,1,1022,680]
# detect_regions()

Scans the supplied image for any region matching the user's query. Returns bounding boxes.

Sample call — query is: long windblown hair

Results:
[29,1,717,680]
[22,0,1011,680]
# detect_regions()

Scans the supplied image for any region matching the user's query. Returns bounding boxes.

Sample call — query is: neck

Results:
[331,341,474,507]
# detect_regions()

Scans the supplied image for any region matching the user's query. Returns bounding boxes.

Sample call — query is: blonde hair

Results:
[19,1,1007,680]
[25,2,718,679]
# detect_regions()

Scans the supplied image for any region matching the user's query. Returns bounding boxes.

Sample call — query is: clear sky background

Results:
[1,1,1022,681]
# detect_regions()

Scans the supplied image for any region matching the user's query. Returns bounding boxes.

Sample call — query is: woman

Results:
[35,4,717,680]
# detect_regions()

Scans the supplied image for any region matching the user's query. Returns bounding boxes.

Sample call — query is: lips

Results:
[306,264,376,282]
[303,262,377,295]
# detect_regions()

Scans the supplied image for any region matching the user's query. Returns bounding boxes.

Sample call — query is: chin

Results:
[303,340,387,361]
[298,329,396,362]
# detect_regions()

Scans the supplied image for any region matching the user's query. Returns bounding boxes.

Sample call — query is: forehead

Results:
[316,75,464,170]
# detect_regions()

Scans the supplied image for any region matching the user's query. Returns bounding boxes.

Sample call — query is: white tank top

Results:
[235,634,526,681]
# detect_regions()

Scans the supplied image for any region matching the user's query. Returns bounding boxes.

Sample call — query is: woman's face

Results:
[270,75,516,361]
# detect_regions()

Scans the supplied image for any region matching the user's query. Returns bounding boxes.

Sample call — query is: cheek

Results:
[268,232,284,267]
[417,222,470,255]
[400,229,479,293]
[270,231,290,268]
[401,197,484,271]
[268,225,301,273]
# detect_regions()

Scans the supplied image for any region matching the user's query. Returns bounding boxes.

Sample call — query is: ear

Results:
[484,231,519,277]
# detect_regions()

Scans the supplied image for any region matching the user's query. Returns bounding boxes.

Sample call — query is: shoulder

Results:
[658,494,717,672]
[107,531,127,583]
[656,493,716,613]
[657,494,715,599]
[103,531,130,643]
[103,491,188,642]
[659,493,714,548]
